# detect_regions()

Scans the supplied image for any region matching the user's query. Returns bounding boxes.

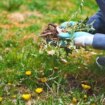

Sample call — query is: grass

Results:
[0,0,24,11]
[0,0,105,105]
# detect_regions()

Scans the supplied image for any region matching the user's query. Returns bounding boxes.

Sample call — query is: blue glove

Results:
[58,32,94,46]
[60,21,77,29]
[58,32,92,39]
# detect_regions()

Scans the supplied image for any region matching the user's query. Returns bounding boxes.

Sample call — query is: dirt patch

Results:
[8,11,43,23]
[23,11,43,18]
[8,12,25,22]
[65,69,105,95]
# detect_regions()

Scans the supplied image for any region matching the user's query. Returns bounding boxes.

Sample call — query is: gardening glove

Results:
[60,21,77,29]
[73,32,94,46]
[57,32,94,47]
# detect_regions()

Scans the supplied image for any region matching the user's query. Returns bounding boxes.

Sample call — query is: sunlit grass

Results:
[0,0,105,105]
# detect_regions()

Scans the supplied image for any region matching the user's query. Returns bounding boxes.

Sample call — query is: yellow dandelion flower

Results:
[40,77,47,83]
[0,97,3,102]
[72,97,78,104]
[84,95,87,99]
[25,71,31,76]
[22,94,31,101]
[7,83,12,85]
[35,88,43,94]
[12,95,16,98]
[91,103,96,105]
[81,84,91,90]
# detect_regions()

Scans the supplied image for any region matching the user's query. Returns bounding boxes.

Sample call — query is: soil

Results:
[40,23,59,41]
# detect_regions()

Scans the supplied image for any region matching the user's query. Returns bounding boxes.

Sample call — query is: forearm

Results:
[92,33,105,50]
[87,10,105,33]
[96,0,105,20]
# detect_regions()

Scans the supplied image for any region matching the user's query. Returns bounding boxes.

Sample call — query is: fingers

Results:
[57,32,71,39]
[74,37,85,46]
[74,35,94,47]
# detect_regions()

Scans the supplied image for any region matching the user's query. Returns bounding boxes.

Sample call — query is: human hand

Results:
[73,32,94,46]
[57,32,94,47]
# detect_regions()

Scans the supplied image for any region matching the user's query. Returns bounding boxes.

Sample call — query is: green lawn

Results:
[0,0,105,105]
